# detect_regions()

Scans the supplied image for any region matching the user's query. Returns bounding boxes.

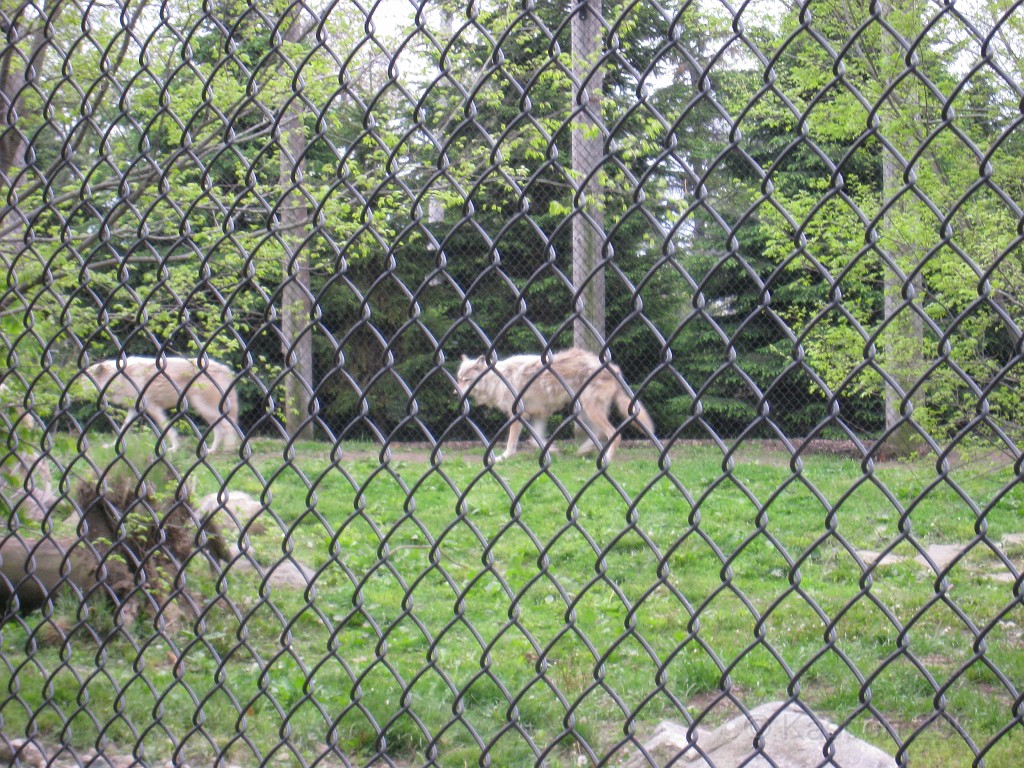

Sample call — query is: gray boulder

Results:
[625,701,893,767]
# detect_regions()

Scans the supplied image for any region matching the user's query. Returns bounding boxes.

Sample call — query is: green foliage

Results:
[681,0,1024,445]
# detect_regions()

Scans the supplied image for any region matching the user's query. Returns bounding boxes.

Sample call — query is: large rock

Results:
[199,491,316,591]
[625,701,893,767]
[199,490,265,532]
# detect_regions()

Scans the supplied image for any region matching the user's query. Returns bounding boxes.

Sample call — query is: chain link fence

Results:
[2,0,1024,765]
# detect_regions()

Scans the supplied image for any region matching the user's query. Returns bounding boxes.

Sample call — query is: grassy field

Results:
[2,437,1024,766]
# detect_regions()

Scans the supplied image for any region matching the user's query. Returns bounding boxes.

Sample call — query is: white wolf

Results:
[455,348,655,462]
[85,356,239,452]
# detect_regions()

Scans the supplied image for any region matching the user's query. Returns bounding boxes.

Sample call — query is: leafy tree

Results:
[694,0,1024,449]
[5,0,1022,453]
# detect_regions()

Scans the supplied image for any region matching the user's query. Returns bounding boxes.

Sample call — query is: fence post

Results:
[278,12,315,441]
[571,0,605,353]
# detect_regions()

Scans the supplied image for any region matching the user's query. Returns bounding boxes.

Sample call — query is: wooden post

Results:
[571,0,606,353]
[278,14,315,440]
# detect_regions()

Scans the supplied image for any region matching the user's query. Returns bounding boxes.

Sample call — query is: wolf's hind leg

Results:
[528,418,554,449]
[192,391,237,453]
[578,397,619,461]
[574,408,599,455]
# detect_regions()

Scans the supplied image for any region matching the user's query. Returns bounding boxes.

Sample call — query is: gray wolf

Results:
[85,356,239,452]
[455,348,654,462]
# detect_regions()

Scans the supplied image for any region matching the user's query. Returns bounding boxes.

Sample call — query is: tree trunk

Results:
[571,0,605,353]
[0,5,55,188]
[278,17,315,441]
[0,1,64,261]
[880,214,925,456]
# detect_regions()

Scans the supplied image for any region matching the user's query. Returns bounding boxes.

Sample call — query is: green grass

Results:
[2,436,1024,766]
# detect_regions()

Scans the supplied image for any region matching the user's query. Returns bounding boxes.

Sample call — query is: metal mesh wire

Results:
[1,0,1023,766]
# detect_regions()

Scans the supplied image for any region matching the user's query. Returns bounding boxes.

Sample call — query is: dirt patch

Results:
[326,438,885,466]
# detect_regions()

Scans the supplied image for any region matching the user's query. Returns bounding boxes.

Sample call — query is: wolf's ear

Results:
[83,362,105,387]
[461,354,469,362]
[475,355,485,365]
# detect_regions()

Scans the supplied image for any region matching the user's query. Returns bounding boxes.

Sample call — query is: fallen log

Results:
[0,535,133,617]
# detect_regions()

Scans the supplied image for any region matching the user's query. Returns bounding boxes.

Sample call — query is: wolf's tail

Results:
[613,384,655,438]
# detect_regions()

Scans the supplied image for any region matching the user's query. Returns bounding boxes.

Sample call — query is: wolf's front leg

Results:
[527,418,560,456]
[498,419,524,461]
[144,406,180,451]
